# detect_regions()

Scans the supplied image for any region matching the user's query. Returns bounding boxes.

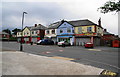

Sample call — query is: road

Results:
[2,42,120,73]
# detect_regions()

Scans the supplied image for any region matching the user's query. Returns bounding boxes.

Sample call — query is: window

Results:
[36,31,38,34]
[47,30,49,34]
[27,33,29,35]
[18,33,19,35]
[78,27,82,33]
[60,29,63,33]
[32,31,34,34]
[24,32,26,35]
[87,27,92,32]
[67,28,71,33]
[52,30,55,34]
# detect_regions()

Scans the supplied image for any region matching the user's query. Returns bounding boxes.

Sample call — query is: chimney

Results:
[38,24,41,26]
[35,24,37,27]
[98,17,101,27]
[104,29,107,32]
[61,19,65,23]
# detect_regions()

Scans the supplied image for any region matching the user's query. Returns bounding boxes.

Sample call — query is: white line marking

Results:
[83,58,120,70]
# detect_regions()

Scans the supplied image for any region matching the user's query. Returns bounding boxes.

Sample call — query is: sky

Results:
[1,0,118,35]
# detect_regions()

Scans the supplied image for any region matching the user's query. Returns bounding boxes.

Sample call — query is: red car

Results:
[84,42,94,48]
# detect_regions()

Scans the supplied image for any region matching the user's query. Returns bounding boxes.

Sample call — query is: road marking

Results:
[59,50,63,52]
[51,56,75,61]
[46,52,51,53]
[87,49,101,51]
[100,70,118,76]
[83,58,120,70]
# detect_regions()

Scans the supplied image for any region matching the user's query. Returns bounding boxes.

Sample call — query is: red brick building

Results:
[101,29,119,46]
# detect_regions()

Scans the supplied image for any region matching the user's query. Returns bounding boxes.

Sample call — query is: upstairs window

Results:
[60,29,63,33]
[78,27,82,33]
[52,30,55,34]
[67,28,71,33]
[46,30,49,34]
[36,31,38,34]
[32,31,34,34]
[87,27,92,32]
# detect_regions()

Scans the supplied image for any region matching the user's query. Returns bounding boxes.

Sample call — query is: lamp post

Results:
[20,12,27,51]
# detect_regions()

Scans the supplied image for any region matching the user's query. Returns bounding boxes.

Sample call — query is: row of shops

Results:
[17,19,120,47]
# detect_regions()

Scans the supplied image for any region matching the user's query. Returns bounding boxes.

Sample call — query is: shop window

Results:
[52,30,55,34]
[60,29,63,33]
[67,28,71,33]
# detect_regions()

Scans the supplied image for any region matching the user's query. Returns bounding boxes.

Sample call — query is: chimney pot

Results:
[35,24,37,27]
[104,29,107,32]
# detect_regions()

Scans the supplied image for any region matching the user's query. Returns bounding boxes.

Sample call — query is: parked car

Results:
[84,42,94,48]
[37,39,54,45]
[58,41,71,47]
[36,40,42,45]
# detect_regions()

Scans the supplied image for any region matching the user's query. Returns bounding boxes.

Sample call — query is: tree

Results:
[2,29,11,35]
[98,0,120,13]
[12,28,21,35]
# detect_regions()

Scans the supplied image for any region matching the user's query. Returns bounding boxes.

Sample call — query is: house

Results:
[17,26,31,43]
[45,21,61,43]
[101,29,119,46]
[17,24,46,43]
[72,19,103,46]
[45,19,103,46]
[57,20,74,45]
[0,32,10,41]
[17,31,22,42]
[30,24,46,43]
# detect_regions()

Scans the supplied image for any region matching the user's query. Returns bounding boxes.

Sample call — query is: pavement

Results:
[2,51,104,75]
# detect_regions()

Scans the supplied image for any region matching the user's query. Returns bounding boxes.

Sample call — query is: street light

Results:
[20,12,27,51]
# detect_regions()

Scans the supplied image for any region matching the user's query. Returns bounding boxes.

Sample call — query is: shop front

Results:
[57,35,74,45]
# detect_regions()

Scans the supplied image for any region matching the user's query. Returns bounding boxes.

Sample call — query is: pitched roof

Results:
[47,19,100,29]
[31,24,47,30]
[103,31,113,35]
[68,19,97,26]
[0,32,9,35]
[48,21,62,29]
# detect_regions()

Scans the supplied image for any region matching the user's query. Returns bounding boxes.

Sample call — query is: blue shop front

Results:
[56,21,75,45]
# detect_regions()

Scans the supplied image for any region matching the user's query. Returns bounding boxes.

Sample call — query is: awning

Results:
[57,36,73,38]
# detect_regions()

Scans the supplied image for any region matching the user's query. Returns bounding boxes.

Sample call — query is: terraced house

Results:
[45,19,103,46]
[17,24,46,43]
[17,26,31,43]
[31,24,46,43]
[45,22,60,43]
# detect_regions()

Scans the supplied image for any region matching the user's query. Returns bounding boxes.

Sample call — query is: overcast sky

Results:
[1,0,118,35]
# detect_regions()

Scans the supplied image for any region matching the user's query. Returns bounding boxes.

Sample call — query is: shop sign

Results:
[75,33,96,36]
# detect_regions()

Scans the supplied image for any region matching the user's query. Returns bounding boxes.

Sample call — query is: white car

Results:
[58,41,71,47]
[36,40,42,45]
